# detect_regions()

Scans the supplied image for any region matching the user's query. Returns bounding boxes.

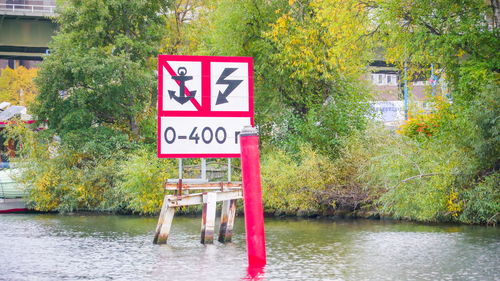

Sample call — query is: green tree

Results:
[375,0,499,104]
[372,0,500,223]
[34,0,169,139]
[193,0,373,156]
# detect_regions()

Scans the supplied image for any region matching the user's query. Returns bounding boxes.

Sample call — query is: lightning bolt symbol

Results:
[215,68,243,105]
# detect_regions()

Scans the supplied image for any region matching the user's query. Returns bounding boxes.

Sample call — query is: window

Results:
[378,74,383,84]
[387,75,391,84]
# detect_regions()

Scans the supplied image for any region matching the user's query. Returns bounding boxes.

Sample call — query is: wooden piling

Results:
[200,192,217,244]
[154,182,242,245]
[156,207,175,244]
[153,195,169,244]
[218,199,237,243]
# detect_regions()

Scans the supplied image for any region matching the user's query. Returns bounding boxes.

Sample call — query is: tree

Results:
[160,0,208,55]
[34,0,169,139]
[266,0,374,112]
[191,0,374,155]
[0,66,38,106]
[373,0,500,223]
[374,0,500,104]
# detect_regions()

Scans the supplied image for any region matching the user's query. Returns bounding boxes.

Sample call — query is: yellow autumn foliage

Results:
[266,0,373,82]
[0,66,38,106]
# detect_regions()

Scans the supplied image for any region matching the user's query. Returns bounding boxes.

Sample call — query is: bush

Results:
[397,97,451,140]
[261,126,385,216]
[261,146,334,216]
[266,98,369,159]
[374,84,499,224]
[373,131,474,222]
[17,144,123,213]
[116,149,176,215]
[460,172,500,225]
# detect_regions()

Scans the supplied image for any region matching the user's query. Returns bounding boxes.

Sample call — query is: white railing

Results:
[0,3,56,14]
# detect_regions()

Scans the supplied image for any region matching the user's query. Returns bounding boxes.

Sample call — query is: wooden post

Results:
[218,199,237,243]
[227,158,232,182]
[153,195,169,244]
[200,192,217,244]
[156,207,175,244]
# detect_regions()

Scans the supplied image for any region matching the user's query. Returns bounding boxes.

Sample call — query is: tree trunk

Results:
[129,115,139,138]
[491,0,500,32]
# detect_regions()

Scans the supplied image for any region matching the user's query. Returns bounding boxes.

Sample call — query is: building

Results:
[368,56,445,126]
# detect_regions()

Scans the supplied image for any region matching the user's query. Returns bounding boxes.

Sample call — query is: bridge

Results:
[0,0,57,67]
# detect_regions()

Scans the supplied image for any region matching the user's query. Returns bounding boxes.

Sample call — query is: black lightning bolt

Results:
[215,68,243,105]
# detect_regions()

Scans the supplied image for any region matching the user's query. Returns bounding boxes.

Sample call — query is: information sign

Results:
[157,55,253,158]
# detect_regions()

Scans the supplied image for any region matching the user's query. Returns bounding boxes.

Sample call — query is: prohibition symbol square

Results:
[157,55,254,158]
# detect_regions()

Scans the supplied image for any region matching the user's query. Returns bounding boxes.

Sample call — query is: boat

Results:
[0,168,28,213]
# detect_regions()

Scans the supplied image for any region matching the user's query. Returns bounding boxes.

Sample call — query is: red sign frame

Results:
[157,55,254,158]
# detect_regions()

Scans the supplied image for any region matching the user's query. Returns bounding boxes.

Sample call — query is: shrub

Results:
[397,97,452,140]
[116,149,176,215]
[460,172,500,225]
[261,146,334,216]
[261,125,385,216]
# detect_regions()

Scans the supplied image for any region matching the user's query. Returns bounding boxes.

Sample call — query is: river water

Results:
[0,214,498,281]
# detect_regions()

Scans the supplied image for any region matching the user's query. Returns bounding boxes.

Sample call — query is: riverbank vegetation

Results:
[5,0,498,225]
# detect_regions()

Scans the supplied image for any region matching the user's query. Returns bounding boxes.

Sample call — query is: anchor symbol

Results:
[168,67,197,105]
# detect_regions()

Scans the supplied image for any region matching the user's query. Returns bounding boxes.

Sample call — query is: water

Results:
[0,214,498,281]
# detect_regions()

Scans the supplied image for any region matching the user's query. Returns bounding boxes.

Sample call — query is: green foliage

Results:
[373,85,499,223]
[117,149,176,215]
[460,172,500,225]
[261,127,386,216]
[265,0,373,113]
[376,0,499,103]
[34,0,168,138]
[17,145,123,213]
[261,146,334,215]
[63,127,134,159]
[268,93,369,157]
[369,136,464,221]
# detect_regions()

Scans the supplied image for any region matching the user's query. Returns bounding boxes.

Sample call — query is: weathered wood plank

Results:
[156,207,175,244]
[165,182,242,190]
[165,190,242,207]
[200,192,217,244]
[153,195,169,244]
[218,199,237,243]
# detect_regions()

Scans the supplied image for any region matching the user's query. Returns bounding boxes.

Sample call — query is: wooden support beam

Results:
[200,192,217,244]
[156,207,175,244]
[153,189,241,245]
[165,182,242,191]
[166,190,242,207]
[153,195,169,244]
[218,199,237,243]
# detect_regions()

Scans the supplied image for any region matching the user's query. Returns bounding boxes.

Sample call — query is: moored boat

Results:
[0,168,27,213]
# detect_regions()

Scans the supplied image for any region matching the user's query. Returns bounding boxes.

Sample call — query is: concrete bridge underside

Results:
[0,1,57,66]
[0,16,56,61]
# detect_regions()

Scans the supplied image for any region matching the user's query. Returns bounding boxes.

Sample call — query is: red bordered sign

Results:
[157,55,254,158]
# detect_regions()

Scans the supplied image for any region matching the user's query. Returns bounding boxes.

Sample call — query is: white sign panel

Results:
[159,117,252,156]
[210,62,249,112]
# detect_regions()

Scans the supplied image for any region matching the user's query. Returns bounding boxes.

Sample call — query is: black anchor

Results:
[168,67,197,105]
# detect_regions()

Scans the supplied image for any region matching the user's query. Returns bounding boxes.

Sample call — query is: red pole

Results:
[240,126,267,267]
